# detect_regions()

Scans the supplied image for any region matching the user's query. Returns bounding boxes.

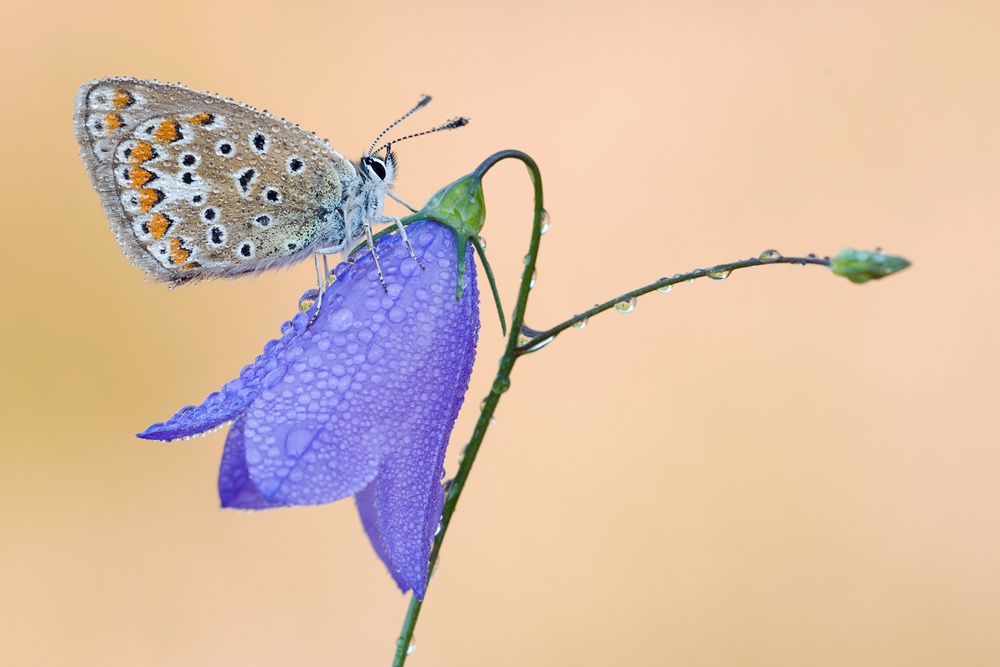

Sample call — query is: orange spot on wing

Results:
[112,89,134,109]
[153,120,181,144]
[129,142,154,163]
[104,113,122,132]
[187,113,213,125]
[128,167,153,187]
[168,238,190,265]
[137,189,161,212]
[149,213,170,240]
[182,262,200,270]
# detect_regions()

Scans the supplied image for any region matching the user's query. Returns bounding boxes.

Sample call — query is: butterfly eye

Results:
[368,157,387,181]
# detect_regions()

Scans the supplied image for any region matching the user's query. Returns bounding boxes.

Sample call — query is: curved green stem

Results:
[515,255,830,354]
[392,150,544,667]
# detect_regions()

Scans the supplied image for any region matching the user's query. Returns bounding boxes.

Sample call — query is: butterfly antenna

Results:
[373,117,470,157]
[366,95,433,157]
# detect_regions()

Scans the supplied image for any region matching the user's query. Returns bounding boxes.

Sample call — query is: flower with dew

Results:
[139,218,480,600]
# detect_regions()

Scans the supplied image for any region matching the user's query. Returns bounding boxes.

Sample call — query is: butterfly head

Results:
[359,144,397,189]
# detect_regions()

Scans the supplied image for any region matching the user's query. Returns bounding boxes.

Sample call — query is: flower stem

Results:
[391,150,545,667]
[514,255,830,354]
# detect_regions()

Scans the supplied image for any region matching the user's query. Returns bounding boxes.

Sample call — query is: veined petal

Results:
[239,221,479,511]
[218,413,289,510]
[139,220,480,597]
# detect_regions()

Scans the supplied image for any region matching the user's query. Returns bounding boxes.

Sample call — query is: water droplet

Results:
[684,277,694,284]
[539,208,551,235]
[477,234,487,249]
[492,376,511,394]
[517,324,554,352]
[656,278,673,293]
[280,320,293,334]
[528,268,538,289]
[707,268,730,281]
[429,556,441,581]
[807,252,817,259]
[478,400,497,424]
[407,636,417,656]
[572,316,588,329]
[614,297,636,313]
[523,253,531,266]
[758,249,782,262]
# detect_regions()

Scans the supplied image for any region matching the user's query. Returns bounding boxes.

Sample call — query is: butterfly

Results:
[73,77,467,291]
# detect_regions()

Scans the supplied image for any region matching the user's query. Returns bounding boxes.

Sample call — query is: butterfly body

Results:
[73,78,397,285]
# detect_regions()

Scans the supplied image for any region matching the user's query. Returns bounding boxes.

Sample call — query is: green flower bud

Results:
[830,248,911,284]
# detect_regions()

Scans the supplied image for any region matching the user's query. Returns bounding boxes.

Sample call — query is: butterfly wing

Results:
[73,78,358,283]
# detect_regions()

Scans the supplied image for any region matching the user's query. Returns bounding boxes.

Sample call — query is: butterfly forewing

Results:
[74,78,357,284]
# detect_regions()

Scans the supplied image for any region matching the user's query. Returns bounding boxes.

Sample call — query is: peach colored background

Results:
[1,1,997,665]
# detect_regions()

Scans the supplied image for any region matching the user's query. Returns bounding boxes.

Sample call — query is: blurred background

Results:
[1,1,997,665]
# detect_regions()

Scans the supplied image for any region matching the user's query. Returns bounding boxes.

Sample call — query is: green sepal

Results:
[399,173,506,335]
[829,248,911,284]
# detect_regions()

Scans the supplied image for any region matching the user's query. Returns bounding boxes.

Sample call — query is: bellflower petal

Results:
[218,413,289,510]
[139,220,480,598]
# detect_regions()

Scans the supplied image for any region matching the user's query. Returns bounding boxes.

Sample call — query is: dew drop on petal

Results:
[326,307,354,333]
[400,258,421,277]
[333,262,351,280]
[614,297,637,313]
[387,306,407,323]
[298,289,318,313]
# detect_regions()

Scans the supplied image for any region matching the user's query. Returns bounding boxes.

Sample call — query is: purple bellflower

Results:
[139,219,481,599]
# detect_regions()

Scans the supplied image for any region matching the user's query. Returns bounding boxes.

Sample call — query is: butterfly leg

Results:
[364,222,388,293]
[307,252,330,327]
[379,215,425,270]
[388,190,419,213]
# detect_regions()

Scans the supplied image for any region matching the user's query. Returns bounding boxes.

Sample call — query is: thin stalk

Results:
[515,255,830,354]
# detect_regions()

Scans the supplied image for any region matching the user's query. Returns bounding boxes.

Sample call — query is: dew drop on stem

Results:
[615,297,637,313]
[517,323,554,352]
